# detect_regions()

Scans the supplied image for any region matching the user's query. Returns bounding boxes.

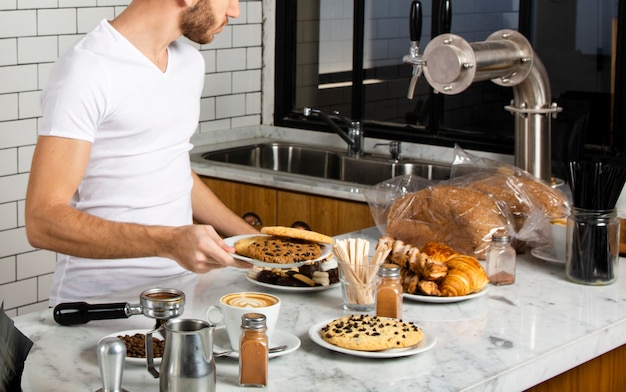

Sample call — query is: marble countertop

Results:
[189,126,513,203]
[14,227,626,391]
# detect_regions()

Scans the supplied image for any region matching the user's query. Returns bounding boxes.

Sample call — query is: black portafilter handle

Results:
[53,302,129,326]
[409,0,422,43]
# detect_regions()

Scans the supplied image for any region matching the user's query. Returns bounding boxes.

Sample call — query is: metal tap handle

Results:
[96,337,127,392]
[373,141,401,161]
[406,1,423,99]
[440,0,452,34]
[409,1,422,44]
[389,141,401,160]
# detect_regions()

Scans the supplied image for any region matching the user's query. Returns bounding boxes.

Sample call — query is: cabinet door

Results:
[277,190,375,236]
[200,177,277,226]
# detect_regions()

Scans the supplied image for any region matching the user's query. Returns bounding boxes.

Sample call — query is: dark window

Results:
[274,0,625,172]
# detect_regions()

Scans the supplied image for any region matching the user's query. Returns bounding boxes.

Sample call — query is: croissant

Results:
[405,272,420,294]
[389,239,413,269]
[421,259,448,280]
[418,280,441,296]
[440,255,489,296]
[420,241,459,262]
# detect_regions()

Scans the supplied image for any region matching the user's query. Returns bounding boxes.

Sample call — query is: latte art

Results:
[223,293,278,308]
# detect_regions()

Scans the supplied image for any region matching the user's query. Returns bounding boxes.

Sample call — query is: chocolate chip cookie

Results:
[261,226,334,245]
[320,315,424,351]
[235,235,322,264]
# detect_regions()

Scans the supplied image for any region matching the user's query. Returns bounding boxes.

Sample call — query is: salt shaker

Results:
[239,313,268,387]
[376,263,403,319]
[486,230,516,285]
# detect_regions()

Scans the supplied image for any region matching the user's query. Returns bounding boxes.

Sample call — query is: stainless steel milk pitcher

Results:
[146,318,216,392]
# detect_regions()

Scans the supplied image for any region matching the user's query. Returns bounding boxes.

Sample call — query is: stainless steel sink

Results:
[194,142,450,186]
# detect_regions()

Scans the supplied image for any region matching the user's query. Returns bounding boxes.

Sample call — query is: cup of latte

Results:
[206,292,280,350]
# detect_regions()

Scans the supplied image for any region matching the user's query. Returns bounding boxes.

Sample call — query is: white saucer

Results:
[213,328,301,359]
[245,275,340,292]
[308,319,436,358]
[224,234,332,268]
[531,245,565,264]
[102,329,162,366]
[403,286,489,303]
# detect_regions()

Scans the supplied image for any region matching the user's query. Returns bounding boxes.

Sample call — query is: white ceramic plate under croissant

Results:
[403,286,489,303]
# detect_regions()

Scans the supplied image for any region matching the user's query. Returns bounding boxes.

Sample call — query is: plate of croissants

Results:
[376,237,490,303]
[403,286,488,303]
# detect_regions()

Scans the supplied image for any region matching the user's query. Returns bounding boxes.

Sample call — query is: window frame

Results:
[273,0,626,155]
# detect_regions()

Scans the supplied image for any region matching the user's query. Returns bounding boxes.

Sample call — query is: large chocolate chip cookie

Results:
[320,315,424,351]
[235,235,322,264]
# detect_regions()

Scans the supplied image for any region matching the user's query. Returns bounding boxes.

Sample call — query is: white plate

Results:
[245,274,340,292]
[224,234,332,268]
[531,245,565,264]
[308,319,436,358]
[403,286,489,303]
[103,329,162,366]
[213,328,301,359]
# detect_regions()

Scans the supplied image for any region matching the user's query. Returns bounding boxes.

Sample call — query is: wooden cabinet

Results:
[200,176,375,236]
[200,177,277,226]
[525,344,626,392]
[275,191,375,236]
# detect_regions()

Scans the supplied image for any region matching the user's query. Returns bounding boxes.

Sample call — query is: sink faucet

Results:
[303,107,364,157]
[374,141,402,162]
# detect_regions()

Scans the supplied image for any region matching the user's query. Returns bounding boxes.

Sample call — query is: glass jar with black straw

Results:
[565,159,626,285]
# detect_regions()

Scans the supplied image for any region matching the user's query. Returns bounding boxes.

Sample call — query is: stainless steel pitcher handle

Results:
[146,327,161,378]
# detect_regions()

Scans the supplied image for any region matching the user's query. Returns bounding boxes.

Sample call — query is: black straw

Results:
[566,160,626,210]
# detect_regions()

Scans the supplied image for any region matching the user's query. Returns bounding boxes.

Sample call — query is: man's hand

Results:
[166,224,251,272]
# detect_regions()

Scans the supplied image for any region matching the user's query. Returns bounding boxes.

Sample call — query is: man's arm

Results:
[190,171,259,237]
[25,135,249,272]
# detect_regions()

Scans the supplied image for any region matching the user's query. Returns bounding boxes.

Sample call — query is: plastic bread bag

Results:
[364,173,434,235]
[365,173,516,260]
[450,144,571,250]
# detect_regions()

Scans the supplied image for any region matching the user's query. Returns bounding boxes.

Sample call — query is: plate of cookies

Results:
[308,315,436,358]
[245,262,340,292]
[225,226,334,268]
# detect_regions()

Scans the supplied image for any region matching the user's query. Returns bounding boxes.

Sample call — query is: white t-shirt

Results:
[41,19,203,305]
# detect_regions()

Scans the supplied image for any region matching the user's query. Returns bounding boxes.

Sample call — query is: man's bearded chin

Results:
[184,31,214,45]
[180,5,217,44]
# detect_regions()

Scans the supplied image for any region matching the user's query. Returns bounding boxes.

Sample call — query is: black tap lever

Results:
[410,0,422,43]
[439,0,452,34]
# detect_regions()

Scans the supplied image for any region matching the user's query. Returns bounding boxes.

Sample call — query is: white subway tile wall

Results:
[0,1,263,317]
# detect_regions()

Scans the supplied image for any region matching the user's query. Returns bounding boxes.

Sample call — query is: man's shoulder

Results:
[55,20,116,70]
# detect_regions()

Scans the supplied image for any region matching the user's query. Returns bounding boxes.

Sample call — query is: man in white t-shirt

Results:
[25,0,258,306]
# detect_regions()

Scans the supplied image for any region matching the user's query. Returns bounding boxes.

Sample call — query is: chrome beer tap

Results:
[403,1,423,99]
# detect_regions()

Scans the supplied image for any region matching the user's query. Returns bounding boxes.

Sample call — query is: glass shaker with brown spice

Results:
[486,230,516,285]
[239,313,268,387]
[376,263,403,319]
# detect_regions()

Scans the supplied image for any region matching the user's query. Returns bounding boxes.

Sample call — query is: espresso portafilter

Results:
[53,288,185,326]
